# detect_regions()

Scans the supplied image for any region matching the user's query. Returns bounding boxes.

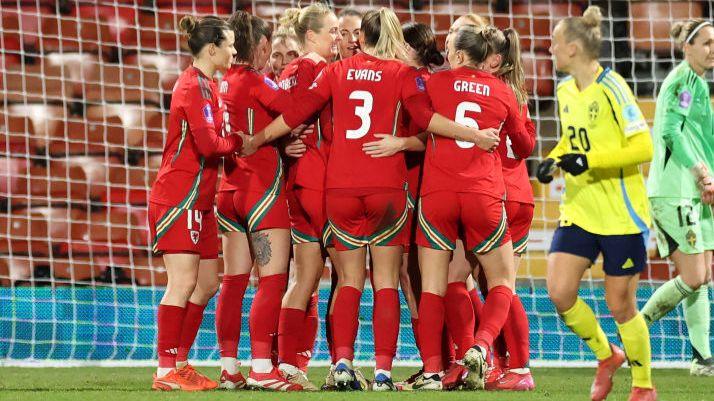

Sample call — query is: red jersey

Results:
[404,67,431,197]
[219,65,291,193]
[498,103,536,204]
[283,52,433,191]
[150,66,240,210]
[278,57,332,191]
[421,67,527,198]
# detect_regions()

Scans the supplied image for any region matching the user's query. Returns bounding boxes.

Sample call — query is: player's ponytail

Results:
[179,15,230,57]
[453,25,491,67]
[560,5,602,60]
[403,22,444,69]
[362,8,408,61]
[499,28,528,105]
[671,19,712,49]
[278,3,332,46]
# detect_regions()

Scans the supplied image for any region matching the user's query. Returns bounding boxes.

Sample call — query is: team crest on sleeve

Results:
[264,76,279,91]
[203,104,214,123]
[415,76,426,92]
[679,90,692,109]
[623,104,640,122]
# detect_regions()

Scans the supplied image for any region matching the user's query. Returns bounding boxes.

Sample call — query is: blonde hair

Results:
[458,13,487,28]
[671,19,712,48]
[361,8,408,61]
[279,3,333,45]
[498,28,527,105]
[560,5,603,60]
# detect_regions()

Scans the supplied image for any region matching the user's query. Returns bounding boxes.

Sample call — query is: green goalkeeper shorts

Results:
[650,197,714,257]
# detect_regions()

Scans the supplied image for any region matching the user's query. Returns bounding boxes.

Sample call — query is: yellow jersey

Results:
[549,66,651,235]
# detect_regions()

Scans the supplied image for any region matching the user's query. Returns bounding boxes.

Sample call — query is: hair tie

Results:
[685,21,712,44]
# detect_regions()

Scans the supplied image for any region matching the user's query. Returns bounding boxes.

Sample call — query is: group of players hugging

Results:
[146,3,714,400]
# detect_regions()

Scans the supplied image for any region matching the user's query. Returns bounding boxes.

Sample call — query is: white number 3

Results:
[346,90,373,139]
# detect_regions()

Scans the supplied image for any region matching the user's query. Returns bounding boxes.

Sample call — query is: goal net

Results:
[0,0,711,367]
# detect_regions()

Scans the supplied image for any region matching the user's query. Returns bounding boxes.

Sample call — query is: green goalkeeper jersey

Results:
[648,61,714,199]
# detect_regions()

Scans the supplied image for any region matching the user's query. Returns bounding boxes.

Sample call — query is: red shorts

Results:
[506,200,533,255]
[148,201,219,259]
[416,191,510,254]
[287,187,332,245]
[326,188,409,251]
[216,189,290,233]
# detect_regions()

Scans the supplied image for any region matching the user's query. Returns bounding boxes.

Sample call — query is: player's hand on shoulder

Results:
[472,127,500,152]
[558,153,589,176]
[536,158,557,184]
[363,134,405,158]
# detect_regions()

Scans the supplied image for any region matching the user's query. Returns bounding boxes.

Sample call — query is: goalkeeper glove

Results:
[536,158,556,184]
[558,153,589,176]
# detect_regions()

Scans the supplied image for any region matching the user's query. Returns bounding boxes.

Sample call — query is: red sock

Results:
[418,292,444,373]
[474,285,513,350]
[157,304,186,368]
[444,282,475,360]
[278,307,304,366]
[492,333,507,368]
[332,285,361,361]
[503,294,529,368]
[216,273,250,358]
[441,324,455,367]
[469,288,483,328]
[373,288,399,371]
[298,293,319,353]
[411,317,420,348]
[249,273,288,359]
[176,301,206,362]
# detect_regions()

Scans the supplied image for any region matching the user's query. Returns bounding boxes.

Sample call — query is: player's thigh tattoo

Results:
[251,231,272,267]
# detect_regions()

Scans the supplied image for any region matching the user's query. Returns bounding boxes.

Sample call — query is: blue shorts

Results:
[549,224,647,276]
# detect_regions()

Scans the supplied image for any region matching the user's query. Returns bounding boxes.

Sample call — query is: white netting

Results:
[0,0,711,367]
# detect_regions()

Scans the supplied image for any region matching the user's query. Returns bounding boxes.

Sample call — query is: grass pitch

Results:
[0,366,706,401]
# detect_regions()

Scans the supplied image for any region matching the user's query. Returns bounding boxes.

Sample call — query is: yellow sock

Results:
[560,298,613,360]
[617,313,653,389]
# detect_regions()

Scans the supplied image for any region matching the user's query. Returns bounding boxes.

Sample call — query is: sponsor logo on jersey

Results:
[203,104,214,123]
[190,230,200,244]
[264,76,279,90]
[415,76,426,92]
[220,80,228,93]
[679,89,692,109]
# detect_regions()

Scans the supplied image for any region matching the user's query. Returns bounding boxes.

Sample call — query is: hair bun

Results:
[581,6,602,28]
[179,15,198,35]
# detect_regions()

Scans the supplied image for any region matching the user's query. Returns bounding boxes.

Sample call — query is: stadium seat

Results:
[123,53,189,91]
[47,117,123,156]
[156,1,234,15]
[0,257,9,286]
[85,104,163,151]
[131,11,189,52]
[145,112,166,152]
[0,5,51,52]
[104,165,151,205]
[492,3,583,51]
[631,2,704,56]
[0,109,34,154]
[45,53,99,96]
[64,209,143,255]
[83,62,162,105]
[0,32,23,65]
[0,156,30,200]
[0,256,34,285]
[522,51,555,97]
[51,258,105,284]
[6,104,66,151]
[0,62,72,104]
[0,210,50,256]
[115,255,168,286]
[39,11,112,56]
[27,206,83,244]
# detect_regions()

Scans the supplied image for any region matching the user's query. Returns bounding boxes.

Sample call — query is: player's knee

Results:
[607,299,637,324]
[168,279,197,301]
[680,273,706,291]
[547,283,575,313]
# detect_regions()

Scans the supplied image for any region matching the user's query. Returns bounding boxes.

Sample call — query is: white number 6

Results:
[454,101,481,149]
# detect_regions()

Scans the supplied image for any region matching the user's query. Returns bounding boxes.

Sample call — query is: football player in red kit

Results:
[359,21,444,390]
[214,11,299,392]
[241,8,500,391]
[274,3,340,390]
[149,15,241,391]
[474,27,536,391]
[414,25,531,390]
